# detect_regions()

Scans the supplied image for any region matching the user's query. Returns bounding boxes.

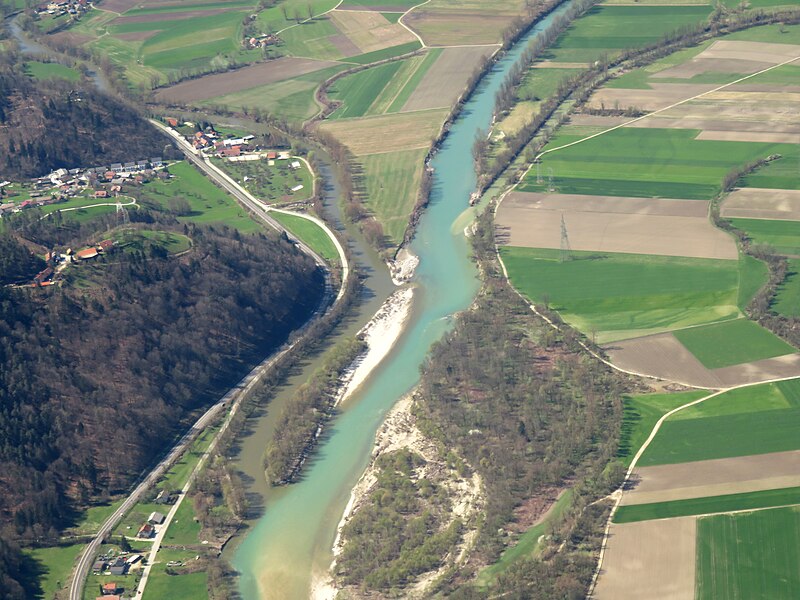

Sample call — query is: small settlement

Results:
[36,0,89,19]
[29,239,115,288]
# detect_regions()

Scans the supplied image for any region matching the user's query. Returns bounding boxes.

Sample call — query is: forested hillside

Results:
[0,52,167,179]
[0,218,324,555]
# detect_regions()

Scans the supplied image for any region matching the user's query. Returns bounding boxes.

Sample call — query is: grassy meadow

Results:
[141,547,208,600]
[696,506,800,600]
[25,544,85,600]
[730,218,800,257]
[673,319,796,369]
[774,258,800,317]
[25,61,81,82]
[500,246,742,341]
[213,157,313,203]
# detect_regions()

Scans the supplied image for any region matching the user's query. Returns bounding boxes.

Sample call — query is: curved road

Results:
[68,122,350,600]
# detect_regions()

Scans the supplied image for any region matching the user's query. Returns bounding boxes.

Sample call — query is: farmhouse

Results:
[75,247,99,260]
[137,523,155,538]
[148,511,165,525]
[100,582,121,595]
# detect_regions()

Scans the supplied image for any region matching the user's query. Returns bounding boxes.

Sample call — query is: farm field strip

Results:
[728,217,800,256]
[722,187,800,221]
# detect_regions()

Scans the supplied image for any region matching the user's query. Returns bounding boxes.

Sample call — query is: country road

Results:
[68,121,350,600]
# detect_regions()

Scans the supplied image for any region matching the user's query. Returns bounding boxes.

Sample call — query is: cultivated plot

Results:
[722,188,800,221]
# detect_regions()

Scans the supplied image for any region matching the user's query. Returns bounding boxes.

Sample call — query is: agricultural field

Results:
[696,506,800,600]
[774,258,800,317]
[499,246,743,342]
[24,61,81,82]
[729,217,800,256]
[141,547,208,600]
[25,543,85,600]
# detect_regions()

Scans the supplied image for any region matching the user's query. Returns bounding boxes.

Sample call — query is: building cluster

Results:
[36,0,90,18]
[137,510,166,539]
[0,159,165,218]
[30,240,114,288]
[165,119,265,159]
[245,33,280,49]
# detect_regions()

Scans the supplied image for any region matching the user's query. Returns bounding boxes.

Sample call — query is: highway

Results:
[68,121,350,600]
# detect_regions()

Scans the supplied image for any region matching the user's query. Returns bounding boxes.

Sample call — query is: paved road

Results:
[69,122,350,600]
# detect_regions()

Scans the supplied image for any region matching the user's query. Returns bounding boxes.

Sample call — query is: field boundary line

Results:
[378,53,426,114]
[397,0,431,48]
[535,53,800,160]
[587,371,800,597]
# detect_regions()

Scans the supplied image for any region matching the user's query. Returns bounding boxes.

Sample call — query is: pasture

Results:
[25,544,85,600]
[360,148,428,245]
[696,506,800,600]
[500,246,741,342]
[270,212,340,262]
[520,127,800,200]
[673,319,796,369]
[730,218,800,256]
[328,60,406,119]
[141,547,208,600]
[213,157,313,204]
[25,61,81,81]
[615,486,800,523]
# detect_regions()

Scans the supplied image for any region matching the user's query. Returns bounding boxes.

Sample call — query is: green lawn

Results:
[696,506,800,600]
[738,253,768,310]
[136,161,261,233]
[542,5,712,63]
[475,489,574,587]
[773,258,800,317]
[67,499,125,536]
[213,156,313,203]
[673,319,796,369]
[617,390,708,466]
[500,246,742,342]
[142,548,208,600]
[520,128,800,200]
[615,486,800,524]
[159,425,218,493]
[270,211,339,262]
[361,148,428,247]
[114,230,193,256]
[26,544,84,599]
[730,218,800,257]
[638,380,800,465]
[25,61,81,81]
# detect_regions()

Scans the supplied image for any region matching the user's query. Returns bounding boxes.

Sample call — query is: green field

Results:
[141,547,208,600]
[500,246,742,341]
[25,61,81,81]
[163,499,202,546]
[136,161,261,233]
[542,5,712,63]
[113,229,193,256]
[615,486,800,524]
[774,258,800,317]
[730,218,800,257]
[617,390,708,466]
[738,253,769,310]
[26,544,84,599]
[329,60,405,119]
[361,148,428,246]
[340,0,421,6]
[673,319,796,369]
[269,211,339,262]
[639,380,800,465]
[67,498,125,536]
[696,506,800,600]
[520,128,800,199]
[346,41,422,65]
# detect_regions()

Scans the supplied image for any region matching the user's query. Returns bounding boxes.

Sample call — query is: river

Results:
[232,5,575,598]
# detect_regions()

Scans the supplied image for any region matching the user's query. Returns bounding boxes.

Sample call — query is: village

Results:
[35,0,91,20]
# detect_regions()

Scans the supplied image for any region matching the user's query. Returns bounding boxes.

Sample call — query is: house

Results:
[98,239,114,253]
[125,554,142,566]
[110,163,123,173]
[150,157,163,167]
[166,117,178,127]
[123,162,136,172]
[96,596,120,600]
[137,523,155,538]
[100,582,120,595]
[154,489,174,504]
[109,563,127,576]
[94,190,108,198]
[91,560,106,574]
[75,247,99,260]
[34,267,54,284]
[266,151,277,160]
[222,146,241,158]
[291,161,301,169]
[137,160,148,170]
[148,511,165,525]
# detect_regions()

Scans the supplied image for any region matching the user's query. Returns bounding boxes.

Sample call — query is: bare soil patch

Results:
[594,517,696,600]
[695,130,800,143]
[587,83,717,112]
[496,192,737,260]
[48,31,93,46]
[713,353,800,387]
[604,333,724,388]
[403,10,510,46]
[569,114,631,127]
[328,33,361,57]
[329,9,415,54]
[402,46,494,111]
[317,108,447,155]
[339,4,413,11]
[99,0,139,13]
[154,58,341,104]
[656,40,800,79]
[532,61,589,69]
[623,450,800,506]
[722,188,800,221]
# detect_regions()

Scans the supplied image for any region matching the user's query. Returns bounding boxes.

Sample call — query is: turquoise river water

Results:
[234,6,574,597]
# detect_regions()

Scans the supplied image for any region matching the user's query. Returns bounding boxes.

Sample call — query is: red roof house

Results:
[75,247,99,260]
[166,117,178,127]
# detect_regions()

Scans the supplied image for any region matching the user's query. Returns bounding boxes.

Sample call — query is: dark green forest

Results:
[0,49,168,179]
[0,214,324,591]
